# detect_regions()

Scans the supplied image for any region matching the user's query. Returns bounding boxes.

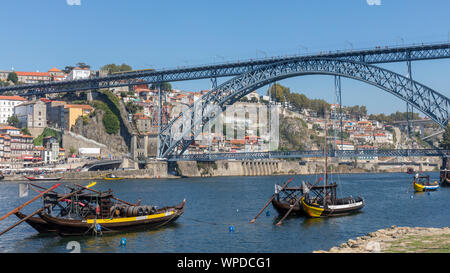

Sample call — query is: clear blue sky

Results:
[1,0,450,115]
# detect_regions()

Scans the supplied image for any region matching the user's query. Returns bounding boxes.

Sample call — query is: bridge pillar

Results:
[87,90,93,102]
[131,134,137,161]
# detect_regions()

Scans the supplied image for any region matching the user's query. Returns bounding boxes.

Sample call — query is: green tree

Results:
[21,127,31,136]
[440,124,450,150]
[7,115,20,127]
[76,62,90,69]
[100,63,132,74]
[150,82,172,91]
[7,72,18,84]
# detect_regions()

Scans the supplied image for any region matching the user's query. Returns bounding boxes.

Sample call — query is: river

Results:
[0,172,448,253]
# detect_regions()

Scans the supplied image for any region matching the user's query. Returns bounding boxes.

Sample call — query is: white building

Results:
[0,96,27,124]
[66,67,91,80]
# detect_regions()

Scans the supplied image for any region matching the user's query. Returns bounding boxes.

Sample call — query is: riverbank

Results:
[314,226,450,253]
[0,159,440,181]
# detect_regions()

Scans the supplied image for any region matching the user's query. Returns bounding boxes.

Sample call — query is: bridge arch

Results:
[159,58,450,158]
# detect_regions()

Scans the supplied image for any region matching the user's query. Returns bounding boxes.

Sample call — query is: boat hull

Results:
[441,178,450,187]
[14,211,59,233]
[301,197,364,218]
[24,176,62,181]
[103,177,123,180]
[271,198,305,216]
[38,200,186,236]
[413,182,439,192]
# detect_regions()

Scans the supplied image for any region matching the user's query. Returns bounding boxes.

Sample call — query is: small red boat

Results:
[24,175,62,181]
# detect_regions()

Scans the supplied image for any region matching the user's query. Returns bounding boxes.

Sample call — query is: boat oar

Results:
[249,177,294,224]
[0,183,61,222]
[276,198,302,226]
[73,183,136,207]
[0,182,96,237]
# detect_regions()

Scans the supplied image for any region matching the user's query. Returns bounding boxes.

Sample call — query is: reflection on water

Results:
[0,172,449,253]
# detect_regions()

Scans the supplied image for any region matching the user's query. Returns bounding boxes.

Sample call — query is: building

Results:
[14,100,47,129]
[45,100,67,128]
[0,126,34,166]
[66,67,91,80]
[48,67,67,81]
[134,113,156,134]
[15,71,52,84]
[0,96,27,124]
[62,104,93,130]
[0,70,10,82]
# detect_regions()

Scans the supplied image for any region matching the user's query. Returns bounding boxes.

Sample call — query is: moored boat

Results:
[271,185,304,216]
[301,187,365,218]
[300,113,364,218]
[103,173,123,180]
[413,174,439,192]
[439,169,450,187]
[1,182,186,237]
[24,175,62,181]
[38,199,186,236]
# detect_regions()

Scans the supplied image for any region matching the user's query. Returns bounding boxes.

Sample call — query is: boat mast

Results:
[324,110,328,204]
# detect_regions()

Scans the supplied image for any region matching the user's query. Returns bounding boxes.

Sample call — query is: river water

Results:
[0,172,448,253]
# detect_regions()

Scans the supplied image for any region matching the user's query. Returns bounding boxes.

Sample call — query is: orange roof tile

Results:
[15,71,50,77]
[0,126,20,130]
[0,95,27,101]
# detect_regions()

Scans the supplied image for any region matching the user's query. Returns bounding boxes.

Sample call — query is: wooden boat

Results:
[272,184,305,216]
[0,182,186,237]
[439,169,450,187]
[103,173,123,180]
[300,115,364,218]
[38,199,186,236]
[413,174,439,192]
[301,187,364,218]
[24,175,62,181]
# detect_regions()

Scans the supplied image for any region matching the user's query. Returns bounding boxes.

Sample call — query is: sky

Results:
[1,0,450,115]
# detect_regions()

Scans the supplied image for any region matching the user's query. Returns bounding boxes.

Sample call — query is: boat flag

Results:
[18,184,29,198]
[302,181,310,194]
[274,184,282,194]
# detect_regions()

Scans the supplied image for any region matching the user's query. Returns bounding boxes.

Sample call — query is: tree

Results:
[7,115,20,127]
[21,128,31,136]
[7,72,18,84]
[150,82,172,91]
[62,66,74,74]
[440,124,450,150]
[100,63,132,75]
[76,62,90,69]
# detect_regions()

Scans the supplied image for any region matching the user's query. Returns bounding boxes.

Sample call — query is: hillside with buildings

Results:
[0,66,443,172]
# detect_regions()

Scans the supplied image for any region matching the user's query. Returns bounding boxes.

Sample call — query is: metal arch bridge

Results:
[1,42,450,160]
[1,42,450,96]
[158,57,450,158]
[167,149,450,162]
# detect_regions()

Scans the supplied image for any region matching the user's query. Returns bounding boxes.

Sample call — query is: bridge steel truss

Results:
[158,57,450,158]
[1,43,450,96]
[167,149,450,162]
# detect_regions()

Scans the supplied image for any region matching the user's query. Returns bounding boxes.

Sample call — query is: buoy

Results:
[120,238,127,246]
[95,224,102,232]
[228,226,234,233]
[266,211,270,216]
[236,209,239,213]
[410,195,413,199]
